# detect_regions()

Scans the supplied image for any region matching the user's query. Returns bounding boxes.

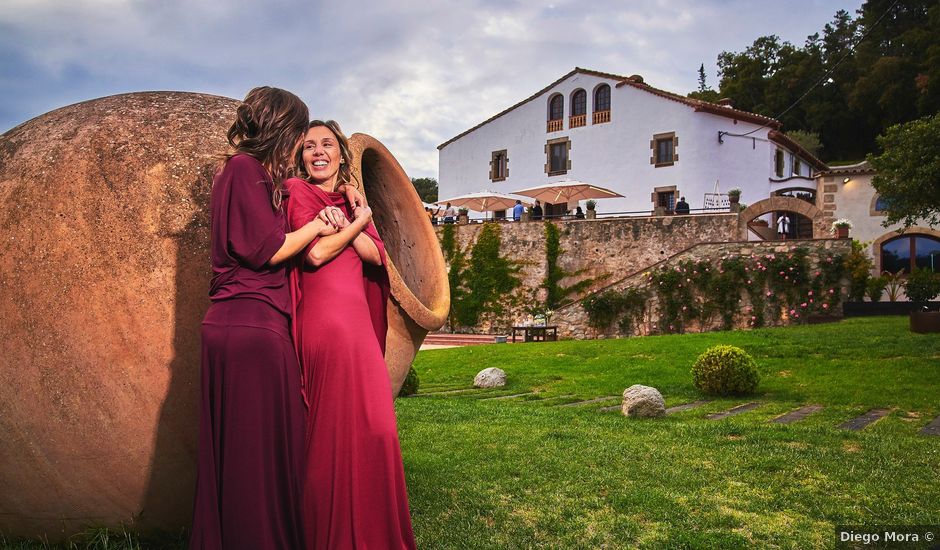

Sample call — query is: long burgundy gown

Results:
[190,155,306,549]
[285,177,417,550]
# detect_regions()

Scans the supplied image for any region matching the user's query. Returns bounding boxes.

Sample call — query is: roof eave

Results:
[767,130,828,171]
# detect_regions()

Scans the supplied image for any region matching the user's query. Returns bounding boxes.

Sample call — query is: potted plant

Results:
[865,275,888,302]
[884,269,904,301]
[831,218,852,239]
[727,188,742,205]
[585,199,597,219]
[905,267,940,333]
[457,207,469,225]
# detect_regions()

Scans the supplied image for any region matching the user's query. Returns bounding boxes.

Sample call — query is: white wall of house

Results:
[438,70,814,216]
[818,164,939,279]
[831,172,888,245]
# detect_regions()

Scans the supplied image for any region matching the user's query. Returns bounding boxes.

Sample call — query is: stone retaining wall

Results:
[437,213,739,306]
[436,216,852,338]
[553,238,853,339]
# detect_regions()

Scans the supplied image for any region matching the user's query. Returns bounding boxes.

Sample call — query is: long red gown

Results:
[285,178,417,550]
[191,155,305,549]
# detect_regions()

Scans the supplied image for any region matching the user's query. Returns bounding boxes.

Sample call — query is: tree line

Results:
[690,0,940,162]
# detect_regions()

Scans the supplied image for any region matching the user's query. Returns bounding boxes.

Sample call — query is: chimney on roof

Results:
[629,74,644,84]
[717,98,734,108]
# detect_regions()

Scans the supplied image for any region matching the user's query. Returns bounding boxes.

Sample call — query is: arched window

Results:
[547,94,564,132]
[571,90,586,116]
[570,89,587,128]
[593,84,611,124]
[881,234,940,274]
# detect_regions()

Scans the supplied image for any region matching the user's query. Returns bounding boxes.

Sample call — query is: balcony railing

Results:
[547,119,563,132]
[569,114,586,128]
[593,110,611,124]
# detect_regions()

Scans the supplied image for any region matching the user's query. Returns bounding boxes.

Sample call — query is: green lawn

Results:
[399,316,940,549]
[4,317,938,549]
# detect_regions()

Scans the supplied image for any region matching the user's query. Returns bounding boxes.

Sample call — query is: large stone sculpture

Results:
[0,92,448,539]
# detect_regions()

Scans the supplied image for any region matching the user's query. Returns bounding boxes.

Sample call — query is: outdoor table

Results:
[511,325,558,343]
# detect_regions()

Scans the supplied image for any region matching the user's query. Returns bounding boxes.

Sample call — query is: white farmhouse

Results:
[438,67,824,219]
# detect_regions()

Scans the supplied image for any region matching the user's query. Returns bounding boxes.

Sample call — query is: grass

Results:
[4,317,938,548]
[399,316,940,549]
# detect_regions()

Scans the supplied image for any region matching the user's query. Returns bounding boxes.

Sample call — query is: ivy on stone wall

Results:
[582,287,649,335]
[542,221,602,310]
[440,224,467,329]
[443,223,522,329]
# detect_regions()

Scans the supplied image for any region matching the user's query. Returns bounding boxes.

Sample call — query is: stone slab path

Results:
[556,396,620,408]
[408,386,940,439]
[666,400,711,414]
[480,392,536,401]
[770,404,824,424]
[599,399,712,414]
[838,408,891,431]
[412,387,479,397]
[535,394,575,403]
[920,414,940,436]
[706,402,762,420]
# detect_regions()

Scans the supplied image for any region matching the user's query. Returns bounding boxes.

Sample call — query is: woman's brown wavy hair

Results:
[225,86,309,209]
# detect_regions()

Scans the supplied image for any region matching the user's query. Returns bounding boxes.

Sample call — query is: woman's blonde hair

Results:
[295,119,359,192]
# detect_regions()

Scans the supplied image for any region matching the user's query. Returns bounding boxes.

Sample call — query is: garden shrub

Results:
[691,345,760,395]
[904,268,940,302]
[844,240,873,301]
[399,366,420,397]
[866,275,888,302]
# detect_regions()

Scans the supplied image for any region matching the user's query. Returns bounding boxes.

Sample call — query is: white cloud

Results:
[1,0,862,179]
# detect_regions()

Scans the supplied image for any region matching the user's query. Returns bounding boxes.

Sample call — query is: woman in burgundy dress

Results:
[190,88,360,550]
[285,120,417,549]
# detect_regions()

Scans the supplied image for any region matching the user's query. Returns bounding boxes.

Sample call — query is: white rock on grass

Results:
[621,384,666,418]
[474,367,507,388]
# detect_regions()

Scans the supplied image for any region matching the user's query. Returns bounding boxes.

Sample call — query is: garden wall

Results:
[437,213,739,304]
[554,238,853,339]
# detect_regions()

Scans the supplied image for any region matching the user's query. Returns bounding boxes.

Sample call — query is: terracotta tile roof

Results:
[815,160,875,176]
[767,130,828,171]
[615,77,783,128]
[438,68,789,150]
[437,67,629,150]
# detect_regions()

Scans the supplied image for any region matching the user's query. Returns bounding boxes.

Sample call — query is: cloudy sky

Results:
[1,0,860,179]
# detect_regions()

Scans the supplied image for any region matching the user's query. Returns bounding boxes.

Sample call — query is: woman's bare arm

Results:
[306,207,373,267]
[268,217,329,266]
[350,232,382,265]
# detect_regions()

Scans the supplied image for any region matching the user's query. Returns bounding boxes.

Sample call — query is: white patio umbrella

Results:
[436,190,531,213]
[510,180,623,204]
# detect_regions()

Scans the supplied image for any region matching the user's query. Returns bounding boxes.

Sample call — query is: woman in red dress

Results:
[285,120,417,549]
[190,89,360,550]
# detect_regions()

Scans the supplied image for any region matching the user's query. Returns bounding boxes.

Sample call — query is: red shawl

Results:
[284,177,391,407]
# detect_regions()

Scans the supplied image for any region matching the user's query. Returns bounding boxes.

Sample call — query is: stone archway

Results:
[738,196,827,240]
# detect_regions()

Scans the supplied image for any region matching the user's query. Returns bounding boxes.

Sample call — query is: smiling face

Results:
[302,125,342,188]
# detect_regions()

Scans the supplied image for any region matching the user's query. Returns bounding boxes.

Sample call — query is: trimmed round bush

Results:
[399,366,420,397]
[691,345,759,395]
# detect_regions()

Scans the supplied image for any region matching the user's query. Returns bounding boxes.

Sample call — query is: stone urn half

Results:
[348,133,450,395]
